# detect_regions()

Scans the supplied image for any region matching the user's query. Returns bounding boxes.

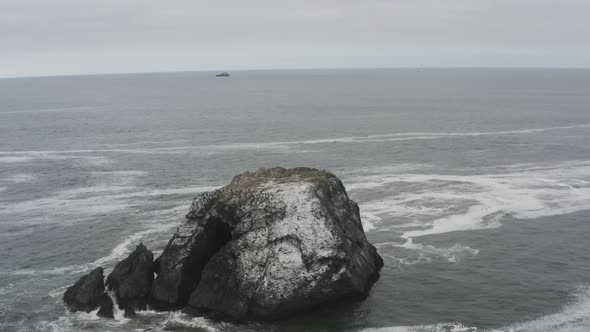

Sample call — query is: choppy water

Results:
[1,69,590,332]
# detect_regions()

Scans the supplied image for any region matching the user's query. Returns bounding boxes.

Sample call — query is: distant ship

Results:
[216,72,230,77]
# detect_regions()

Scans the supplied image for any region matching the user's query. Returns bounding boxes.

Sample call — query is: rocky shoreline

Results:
[63,167,383,321]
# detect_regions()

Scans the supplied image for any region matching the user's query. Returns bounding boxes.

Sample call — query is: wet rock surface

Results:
[154,167,383,320]
[96,297,114,319]
[106,243,155,310]
[63,267,110,313]
[64,167,383,321]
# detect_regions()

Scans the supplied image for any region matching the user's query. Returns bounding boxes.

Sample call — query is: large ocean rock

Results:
[63,267,111,313]
[151,167,383,320]
[105,243,155,310]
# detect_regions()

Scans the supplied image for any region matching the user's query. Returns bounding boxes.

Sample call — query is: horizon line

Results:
[2,65,590,80]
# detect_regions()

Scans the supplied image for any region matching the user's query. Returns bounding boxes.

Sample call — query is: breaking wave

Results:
[505,286,590,332]
[359,287,590,332]
[34,309,224,332]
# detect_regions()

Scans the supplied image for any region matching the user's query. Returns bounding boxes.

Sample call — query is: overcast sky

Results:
[2,0,590,77]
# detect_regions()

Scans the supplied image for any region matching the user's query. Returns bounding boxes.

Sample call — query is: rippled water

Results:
[1,69,590,331]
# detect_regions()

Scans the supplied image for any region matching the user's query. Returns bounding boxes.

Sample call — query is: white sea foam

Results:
[347,160,590,238]
[376,238,479,263]
[0,185,136,218]
[284,123,590,147]
[3,124,587,162]
[0,184,217,220]
[345,160,590,263]
[35,311,101,332]
[106,290,128,322]
[89,170,146,187]
[0,154,111,165]
[0,283,14,296]
[0,106,96,115]
[90,170,146,177]
[48,285,69,298]
[362,287,590,332]
[93,225,174,271]
[361,322,482,332]
[0,142,297,158]
[190,123,590,151]
[10,200,191,277]
[1,169,208,276]
[8,222,177,276]
[2,124,583,167]
[360,211,379,231]
[94,139,190,147]
[361,198,449,220]
[0,156,33,163]
[35,307,137,332]
[156,311,224,332]
[504,287,590,332]
[3,201,190,277]
[0,173,35,183]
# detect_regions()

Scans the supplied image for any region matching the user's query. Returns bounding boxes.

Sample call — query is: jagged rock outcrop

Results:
[106,243,155,310]
[64,167,383,321]
[97,298,115,318]
[152,167,383,320]
[63,267,111,313]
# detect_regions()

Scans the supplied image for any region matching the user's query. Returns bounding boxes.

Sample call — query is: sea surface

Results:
[1,69,590,332]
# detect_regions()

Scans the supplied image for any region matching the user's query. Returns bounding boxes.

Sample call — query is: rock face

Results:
[63,267,111,313]
[63,167,383,321]
[106,243,155,310]
[152,167,383,320]
[97,298,115,318]
[124,307,137,318]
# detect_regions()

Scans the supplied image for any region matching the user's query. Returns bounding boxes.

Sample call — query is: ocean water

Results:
[1,69,590,332]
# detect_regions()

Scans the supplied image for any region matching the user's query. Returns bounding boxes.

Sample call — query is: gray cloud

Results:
[1,0,590,77]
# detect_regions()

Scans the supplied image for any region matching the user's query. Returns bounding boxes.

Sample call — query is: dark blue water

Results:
[1,69,590,332]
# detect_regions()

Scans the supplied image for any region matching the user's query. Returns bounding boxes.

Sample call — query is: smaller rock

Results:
[63,267,110,313]
[124,307,137,318]
[97,297,114,318]
[106,243,155,310]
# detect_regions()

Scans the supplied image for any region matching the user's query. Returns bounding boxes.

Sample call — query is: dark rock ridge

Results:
[63,167,383,321]
[63,267,111,313]
[63,244,155,317]
[106,243,155,310]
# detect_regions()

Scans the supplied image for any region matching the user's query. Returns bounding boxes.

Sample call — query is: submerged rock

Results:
[63,267,110,313]
[152,167,383,320]
[106,243,155,310]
